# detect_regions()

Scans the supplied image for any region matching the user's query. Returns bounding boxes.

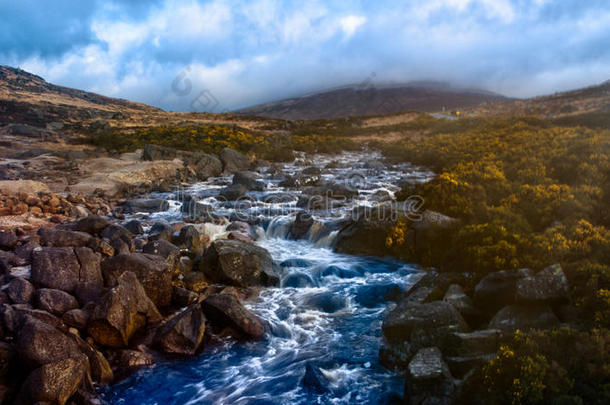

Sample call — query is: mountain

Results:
[234,82,510,120]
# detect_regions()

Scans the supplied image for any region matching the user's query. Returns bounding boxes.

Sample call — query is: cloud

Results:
[1,0,609,110]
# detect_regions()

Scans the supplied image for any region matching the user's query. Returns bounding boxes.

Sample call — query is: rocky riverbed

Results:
[0,145,576,404]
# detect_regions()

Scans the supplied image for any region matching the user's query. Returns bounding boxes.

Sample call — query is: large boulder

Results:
[74,215,111,236]
[232,171,265,191]
[201,293,266,339]
[515,263,570,304]
[17,357,88,405]
[382,301,469,352]
[101,253,173,308]
[220,148,250,174]
[34,289,79,316]
[16,316,83,367]
[6,278,35,304]
[488,304,560,333]
[200,240,279,287]
[142,144,222,180]
[193,153,223,180]
[155,304,206,355]
[38,227,94,248]
[473,268,532,316]
[87,272,162,348]
[175,225,204,256]
[406,347,455,405]
[31,247,103,294]
[443,284,483,327]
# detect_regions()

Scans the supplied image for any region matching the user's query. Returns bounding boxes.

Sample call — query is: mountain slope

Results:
[235,82,510,120]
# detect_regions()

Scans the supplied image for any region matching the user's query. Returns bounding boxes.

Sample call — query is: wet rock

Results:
[175,225,203,256]
[382,301,469,352]
[113,349,153,372]
[474,268,532,316]
[220,148,250,174]
[155,304,206,355]
[406,347,455,405]
[219,184,248,201]
[71,334,113,384]
[232,171,265,191]
[282,272,317,288]
[379,339,414,372]
[123,220,144,235]
[122,199,169,213]
[202,293,266,339]
[75,216,111,236]
[488,304,559,333]
[16,315,82,367]
[301,363,329,393]
[101,253,173,308]
[6,277,35,304]
[515,263,570,304]
[142,239,179,258]
[200,239,279,287]
[289,212,313,240]
[87,272,161,348]
[355,283,402,307]
[17,357,88,405]
[34,289,79,316]
[364,160,386,170]
[62,309,89,330]
[303,292,346,313]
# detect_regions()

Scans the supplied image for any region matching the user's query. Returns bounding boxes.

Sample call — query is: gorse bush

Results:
[88,124,359,161]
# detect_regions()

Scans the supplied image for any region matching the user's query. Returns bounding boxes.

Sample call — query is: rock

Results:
[364,160,386,170]
[31,248,80,292]
[123,220,144,235]
[0,231,18,250]
[114,349,153,370]
[232,171,265,191]
[446,329,501,357]
[443,284,483,326]
[172,287,199,307]
[142,144,222,180]
[100,224,133,247]
[16,315,82,367]
[219,184,248,200]
[122,199,169,213]
[70,204,91,218]
[142,239,179,259]
[289,212,314,240]
[62,309,89,330]
[227,231,253,244]
[201,293,266,339]
[75,216,111,235]
[71,334,113,384]
[14,241,40,262]
[74,247,104,286]
[17,357,87,405]
[6,278,35,304]
[87,272,161,348]
[193,153,223,180]
[379,339,414,372]
[220,148,250,174]
[38,227,94,248]
[0,341,15,377]
[101,253,172,308]
[382,301,469,352]
[488,304,560,333]
[183,272,208,293]
[148,222,173,242]
[515,264,570,304]
[175,225,204,256]
[0,180,50,195]
[474,269,532,316]
[155,304,206,355]
[200,240,279,287]
[35,289,79,316]
[301,363,329,393]
[406,347,455,405]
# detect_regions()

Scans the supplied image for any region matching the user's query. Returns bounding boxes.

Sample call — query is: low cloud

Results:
[1,0,609,111]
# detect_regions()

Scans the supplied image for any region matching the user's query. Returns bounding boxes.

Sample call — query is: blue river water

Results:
[103,151,430,404]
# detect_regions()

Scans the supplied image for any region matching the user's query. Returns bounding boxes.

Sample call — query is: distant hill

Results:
[464,80,610,118]
[234,82,510,120]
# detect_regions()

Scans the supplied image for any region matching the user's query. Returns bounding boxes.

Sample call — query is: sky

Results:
[1,0,609,112]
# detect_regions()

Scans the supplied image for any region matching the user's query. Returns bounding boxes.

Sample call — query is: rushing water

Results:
[104,152,433,404]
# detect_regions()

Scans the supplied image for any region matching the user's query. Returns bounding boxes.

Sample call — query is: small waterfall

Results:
[265,216,293,239]
[314,230,339,249]
[201,222,229,242]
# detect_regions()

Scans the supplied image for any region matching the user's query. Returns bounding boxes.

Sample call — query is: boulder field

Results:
[0,214,274,404]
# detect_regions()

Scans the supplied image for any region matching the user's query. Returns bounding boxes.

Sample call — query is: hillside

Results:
[234,82,510,120]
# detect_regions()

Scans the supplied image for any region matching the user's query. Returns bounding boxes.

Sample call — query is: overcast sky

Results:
[1,0,609,112]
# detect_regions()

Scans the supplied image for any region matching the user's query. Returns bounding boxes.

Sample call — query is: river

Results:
[104,151,433,404]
